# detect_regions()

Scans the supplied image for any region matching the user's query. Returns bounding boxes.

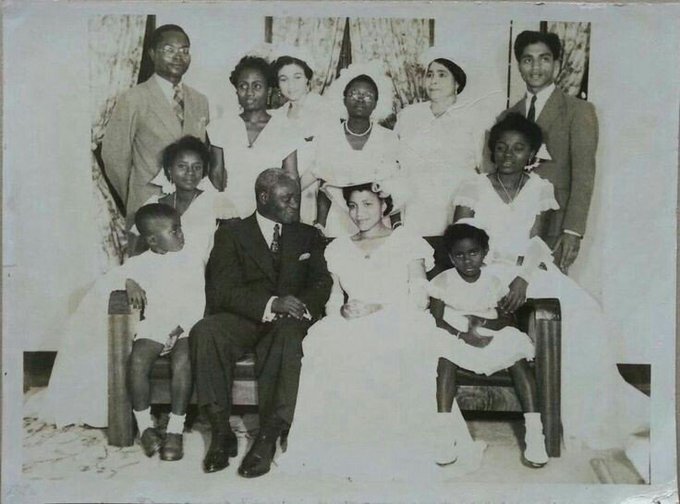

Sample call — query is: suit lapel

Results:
[509,97,526,115]
[238,214,277,282]
[143,78,182,139]
[277,224,301,290]
[536,87,564,132]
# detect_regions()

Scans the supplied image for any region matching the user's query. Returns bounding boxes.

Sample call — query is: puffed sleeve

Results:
[323,237,344,276]
[535,175,560,212]
[452,175,482,211]
[427,269,452,300]
[400,229,435,271]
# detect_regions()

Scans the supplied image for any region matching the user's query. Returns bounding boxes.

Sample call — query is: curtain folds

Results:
[88,15,147,269]
[548,21,591,99]
[348,18,431,114]
[270,17,347,95]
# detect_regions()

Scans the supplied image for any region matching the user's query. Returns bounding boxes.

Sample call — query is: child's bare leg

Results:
[162,339,191,462]
[509,359,538,412]
[169,339,192,416]
[510,359,548,466]
[436,357,458,412]
[127,338,164,456]
[127,339,164,411]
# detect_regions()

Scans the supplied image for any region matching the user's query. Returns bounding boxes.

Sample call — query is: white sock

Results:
[524,412,543,432]
[166,413,186,435]
[133,407,153,433]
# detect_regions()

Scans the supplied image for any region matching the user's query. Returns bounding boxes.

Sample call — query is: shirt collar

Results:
[526,82,556,117]
[255,211,281,246]
[153,73,182,103]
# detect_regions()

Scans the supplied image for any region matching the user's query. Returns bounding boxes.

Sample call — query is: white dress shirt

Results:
[154,73,182,104]
[255,211,312,322]
[524,82,556,121]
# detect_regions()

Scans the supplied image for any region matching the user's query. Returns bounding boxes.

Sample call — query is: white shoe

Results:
[523,430,549,467]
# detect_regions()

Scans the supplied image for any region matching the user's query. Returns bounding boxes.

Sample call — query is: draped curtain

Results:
[348,18,431,114]
[548,21,591,99]
[270,17,347,95]
[88,15,147,269]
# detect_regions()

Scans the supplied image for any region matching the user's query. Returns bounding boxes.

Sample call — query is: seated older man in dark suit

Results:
[190,168,331,477]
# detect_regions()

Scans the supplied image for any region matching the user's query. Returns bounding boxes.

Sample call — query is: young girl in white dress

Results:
[451,113,649,453]
[429,221,548,467]
[277,183,486,482]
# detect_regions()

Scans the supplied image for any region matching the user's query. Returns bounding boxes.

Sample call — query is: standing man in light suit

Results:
[102,24,210,228]
[504,30,599,273]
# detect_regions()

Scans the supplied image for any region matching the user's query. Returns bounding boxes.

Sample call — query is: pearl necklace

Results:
[344,120,373,137]
[496,172,525,203]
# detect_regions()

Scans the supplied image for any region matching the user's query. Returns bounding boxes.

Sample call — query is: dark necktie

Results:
[173,84,184,127]
[271,224,281,270]
[527,94,537,122]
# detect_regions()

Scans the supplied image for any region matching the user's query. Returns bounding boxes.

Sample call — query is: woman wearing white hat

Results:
[396,48,491,237]
[303,61,407,238]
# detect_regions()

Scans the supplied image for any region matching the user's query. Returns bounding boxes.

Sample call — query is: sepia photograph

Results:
[3,1,678,503]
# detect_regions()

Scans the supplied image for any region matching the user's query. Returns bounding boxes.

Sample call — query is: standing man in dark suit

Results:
[505,30,599,273]
[190,168,332,478]
[102,24,210,228]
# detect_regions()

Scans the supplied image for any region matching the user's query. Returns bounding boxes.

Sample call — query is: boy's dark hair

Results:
[513,30,562,61]
[148,24,190,50]
[160,135,210,180]
[443,223,490,251]
[229,56,273,88]
[341,183,393,216]
[135,204,179,237]
[271,56,314,84]
[487,113,543,163]
[343,75,379,101]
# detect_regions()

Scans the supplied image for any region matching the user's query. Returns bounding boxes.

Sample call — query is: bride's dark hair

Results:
[341,183,393,216]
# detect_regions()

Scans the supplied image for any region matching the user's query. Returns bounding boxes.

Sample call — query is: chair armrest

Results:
[108,290,137,446]
[517,297,562,457]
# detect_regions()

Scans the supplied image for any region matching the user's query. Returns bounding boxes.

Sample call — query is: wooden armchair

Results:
[107,290,258,447]
[108,236,562,457]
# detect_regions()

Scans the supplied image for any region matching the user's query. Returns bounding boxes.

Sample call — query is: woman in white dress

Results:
[278,183,486,481]
[129,135,238,262]
[209,56,299,217]
[450,113,649,452]
[303,62,406,237]
[270,47,332,225]
[395,48,495,236]
[37,137,236,429]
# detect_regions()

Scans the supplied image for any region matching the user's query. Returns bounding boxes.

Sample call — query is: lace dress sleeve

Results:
[452,176,482,212]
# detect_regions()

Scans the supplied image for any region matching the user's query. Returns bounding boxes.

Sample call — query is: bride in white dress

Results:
[277,183,486,481]
[451,113,649,452]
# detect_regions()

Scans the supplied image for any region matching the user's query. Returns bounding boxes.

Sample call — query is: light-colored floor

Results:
[22,388,648,502]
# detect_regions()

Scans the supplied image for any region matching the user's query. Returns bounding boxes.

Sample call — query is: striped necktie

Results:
[173,84,184,127]
[271,224,281,271]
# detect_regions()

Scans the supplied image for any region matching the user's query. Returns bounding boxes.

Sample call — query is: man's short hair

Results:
[148,24,190,50]
[254,168,296,197]
[513,30,562,61]
[135,203,179,237]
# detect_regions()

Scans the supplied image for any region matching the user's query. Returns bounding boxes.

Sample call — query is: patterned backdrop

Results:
[89,15,147,269]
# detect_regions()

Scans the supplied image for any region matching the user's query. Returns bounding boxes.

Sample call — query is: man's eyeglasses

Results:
[346,91,376,102]
[159,46,190,57]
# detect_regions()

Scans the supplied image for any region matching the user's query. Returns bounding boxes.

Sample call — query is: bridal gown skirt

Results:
[277,306,486,481]
[487,263,650,451]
